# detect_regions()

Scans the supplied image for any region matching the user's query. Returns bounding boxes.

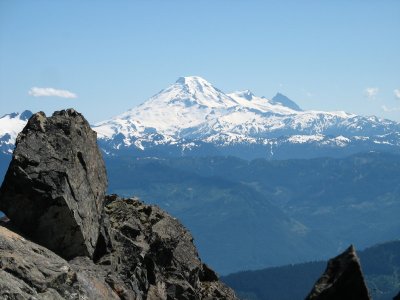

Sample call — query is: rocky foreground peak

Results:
[0,109,107,259]
[305,245,371,300]
[0,109,237,299]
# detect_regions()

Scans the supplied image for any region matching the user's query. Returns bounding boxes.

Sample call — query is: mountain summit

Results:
[271,92,302,111]
[154,76,238,108]
[94,76,309,143]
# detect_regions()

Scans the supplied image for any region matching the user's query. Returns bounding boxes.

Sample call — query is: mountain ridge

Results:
[92,76,400,159]
[1,77,400,160]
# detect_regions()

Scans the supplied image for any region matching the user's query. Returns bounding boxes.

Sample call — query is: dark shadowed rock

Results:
[0,109,107,259]
[394,291,400,300]
[95,194,237,300]
[305,245,371,300]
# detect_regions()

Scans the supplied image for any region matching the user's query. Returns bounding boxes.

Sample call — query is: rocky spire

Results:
[305,245,371,300]
[0,109,107,259]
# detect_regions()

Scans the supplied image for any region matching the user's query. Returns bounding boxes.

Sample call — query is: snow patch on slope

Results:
[0,111,32,154]
[0,111,31,141]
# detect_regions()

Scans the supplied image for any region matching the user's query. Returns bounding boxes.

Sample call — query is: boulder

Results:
[0,109,107,259]
[305,245,371,300]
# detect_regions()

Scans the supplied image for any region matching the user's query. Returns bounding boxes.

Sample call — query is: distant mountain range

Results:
[1,76,400,159]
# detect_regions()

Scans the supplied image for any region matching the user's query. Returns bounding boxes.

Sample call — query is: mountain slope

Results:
[105,155,335,274]
[93,76,400,159]
[105,153,400,274]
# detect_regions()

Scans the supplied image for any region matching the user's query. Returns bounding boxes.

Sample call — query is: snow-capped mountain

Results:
[94,76,400,159]
[1,77,400,160]
[0,110,32,155]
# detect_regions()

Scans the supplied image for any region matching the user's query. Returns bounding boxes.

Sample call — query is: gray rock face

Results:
[305,245,371,300]
[94,194,237,300]
[0,197,237,300]
[0,109,107,259]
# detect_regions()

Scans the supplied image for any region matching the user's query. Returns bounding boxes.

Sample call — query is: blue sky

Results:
[0,0,399,122]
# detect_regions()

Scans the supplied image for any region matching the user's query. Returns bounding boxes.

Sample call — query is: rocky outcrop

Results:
[394,292,400,300]
[0,109,107,259]
[305,245,371,300]
[94,195,236,299]
[0,109,236,299]
[0,199,236,300]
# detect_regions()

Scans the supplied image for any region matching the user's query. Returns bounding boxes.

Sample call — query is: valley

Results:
[105,153,400,274]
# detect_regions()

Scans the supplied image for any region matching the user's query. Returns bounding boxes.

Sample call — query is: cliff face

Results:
[0,109,237,300]
[305,245,371,300]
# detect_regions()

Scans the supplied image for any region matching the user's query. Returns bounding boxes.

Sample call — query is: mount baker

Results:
[1,76,400,160]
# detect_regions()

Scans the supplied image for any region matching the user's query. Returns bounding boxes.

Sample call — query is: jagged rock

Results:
[95,194,237,300]
[305,245,371,300]
[0,109,107,259]
[394,292,400,300]
[0,197,236,300]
